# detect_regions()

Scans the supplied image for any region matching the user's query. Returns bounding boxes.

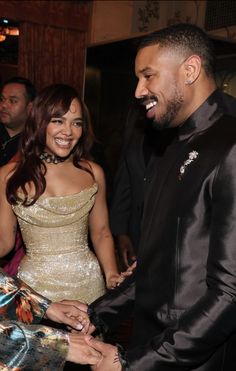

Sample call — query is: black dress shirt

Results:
[0,123,21,166]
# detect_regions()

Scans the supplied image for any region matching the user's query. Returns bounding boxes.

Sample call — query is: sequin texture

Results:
[12,184,105,304]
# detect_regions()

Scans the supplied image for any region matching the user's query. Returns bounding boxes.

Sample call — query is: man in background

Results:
[0,76,36,165]
[110,102,177,269]
[0,76,36,274]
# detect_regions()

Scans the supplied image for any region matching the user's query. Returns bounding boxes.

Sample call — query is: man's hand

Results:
[66,333,101,365]
[85,336,122,370]
[45,301,90,332]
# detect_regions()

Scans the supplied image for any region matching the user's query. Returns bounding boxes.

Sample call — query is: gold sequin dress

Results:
[12,183,106,304]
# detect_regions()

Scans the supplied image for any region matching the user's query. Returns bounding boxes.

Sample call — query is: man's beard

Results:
[152,87,184,131]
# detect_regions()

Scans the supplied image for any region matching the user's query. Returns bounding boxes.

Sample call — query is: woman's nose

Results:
[62,122,72,135]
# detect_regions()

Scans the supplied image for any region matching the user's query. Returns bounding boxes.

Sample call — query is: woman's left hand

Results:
[106,261,136,289]
[106,273,123,289]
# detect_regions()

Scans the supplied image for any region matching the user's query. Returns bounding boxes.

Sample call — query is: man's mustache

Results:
[0,110,10,114]
[138,95,158,106]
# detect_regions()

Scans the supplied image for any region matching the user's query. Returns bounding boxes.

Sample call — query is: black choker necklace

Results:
[39,152,67,164]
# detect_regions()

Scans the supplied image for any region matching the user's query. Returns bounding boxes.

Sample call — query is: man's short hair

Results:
[138,23,216,78]
[1,76,36,102]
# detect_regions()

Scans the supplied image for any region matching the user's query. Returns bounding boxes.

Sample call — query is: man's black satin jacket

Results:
[90,90,236,370]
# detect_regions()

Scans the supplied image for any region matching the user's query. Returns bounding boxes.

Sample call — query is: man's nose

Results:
[135,81,148,99]
[0,99,8,109]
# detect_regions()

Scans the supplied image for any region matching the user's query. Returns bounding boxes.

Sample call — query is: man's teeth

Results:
[146,101,157,110]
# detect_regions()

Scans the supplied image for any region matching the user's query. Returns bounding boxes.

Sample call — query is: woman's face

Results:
[45,98,83,158]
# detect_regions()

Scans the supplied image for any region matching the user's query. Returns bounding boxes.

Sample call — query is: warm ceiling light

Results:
[9,28,19,36]
[0,26,19,42]
[0,34,6,42]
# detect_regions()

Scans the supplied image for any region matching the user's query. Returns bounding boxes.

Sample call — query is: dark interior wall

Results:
[0,1,90,93]
[97,70,136,174]
[85,37,139,187]
[0,1,89,31]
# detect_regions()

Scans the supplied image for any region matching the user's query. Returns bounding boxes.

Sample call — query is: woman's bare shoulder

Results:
[83,159,104,180]
[80,159,103,174]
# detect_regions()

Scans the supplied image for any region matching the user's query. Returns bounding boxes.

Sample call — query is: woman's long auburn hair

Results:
[6,84,94,206]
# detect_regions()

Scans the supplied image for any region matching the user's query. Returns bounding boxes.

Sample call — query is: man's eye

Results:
[144,74,152,80]
[10,99,18,104]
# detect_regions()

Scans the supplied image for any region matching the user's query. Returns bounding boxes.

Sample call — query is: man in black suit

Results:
[86,23,236,370]
[110,103,177,268]
[109,104,152,267]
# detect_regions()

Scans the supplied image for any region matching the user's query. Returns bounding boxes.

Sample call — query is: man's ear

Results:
[27,101,33,114]
[183,55,201,85]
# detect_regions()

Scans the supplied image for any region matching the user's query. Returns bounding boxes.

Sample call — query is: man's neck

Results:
[5,126,23,138]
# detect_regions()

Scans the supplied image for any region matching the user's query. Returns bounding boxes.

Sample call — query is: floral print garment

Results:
[0,269,69,370]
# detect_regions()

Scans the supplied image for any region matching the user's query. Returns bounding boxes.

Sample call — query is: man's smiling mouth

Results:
[146,101,157,111]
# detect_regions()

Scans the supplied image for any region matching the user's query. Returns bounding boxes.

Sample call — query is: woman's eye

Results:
[51,119,63,125]
[73,121,83,127]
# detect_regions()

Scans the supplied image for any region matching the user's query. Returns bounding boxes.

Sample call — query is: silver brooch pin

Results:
[178,150,199,180]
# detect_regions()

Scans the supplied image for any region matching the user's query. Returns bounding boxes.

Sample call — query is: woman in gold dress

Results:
[0,84,123,304]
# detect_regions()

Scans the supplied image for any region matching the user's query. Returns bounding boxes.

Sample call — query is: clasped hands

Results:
[46,299,123,368]
[45,299,121,367]
[45,299,99,364]
[45,262,136,367]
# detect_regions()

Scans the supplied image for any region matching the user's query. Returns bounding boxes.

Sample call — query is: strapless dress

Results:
[12,183,105,303]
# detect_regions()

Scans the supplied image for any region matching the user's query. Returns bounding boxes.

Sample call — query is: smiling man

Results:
[87,23,236,371]
[135,47,187,129]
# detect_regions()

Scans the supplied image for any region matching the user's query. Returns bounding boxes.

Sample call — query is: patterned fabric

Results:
[13,183,105,304]
[0,269,69,370]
